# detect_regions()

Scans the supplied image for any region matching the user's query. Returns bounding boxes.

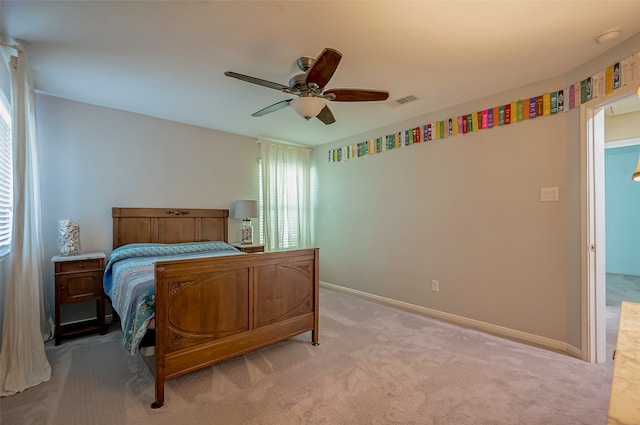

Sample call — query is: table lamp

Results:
[233,200,258,244]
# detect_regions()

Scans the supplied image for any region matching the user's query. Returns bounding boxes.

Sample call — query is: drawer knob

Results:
[77,264,84,268]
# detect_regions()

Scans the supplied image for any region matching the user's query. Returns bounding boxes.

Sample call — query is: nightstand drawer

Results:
[58,272,102,303]
[56,258,102,273]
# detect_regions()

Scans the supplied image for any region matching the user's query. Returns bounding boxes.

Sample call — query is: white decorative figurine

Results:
[58,218,80,255]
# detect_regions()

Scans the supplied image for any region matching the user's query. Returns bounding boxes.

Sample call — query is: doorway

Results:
[582,85,640,363]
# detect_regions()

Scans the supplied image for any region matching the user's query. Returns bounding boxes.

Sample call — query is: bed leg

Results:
[311,330,319,346]
[151,386,164,408]
[153,372,165,409]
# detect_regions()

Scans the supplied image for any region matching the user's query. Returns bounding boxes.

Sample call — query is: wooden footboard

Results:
[151,248,319,408]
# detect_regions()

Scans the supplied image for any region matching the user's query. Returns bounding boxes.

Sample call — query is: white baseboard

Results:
[320,281,582,359]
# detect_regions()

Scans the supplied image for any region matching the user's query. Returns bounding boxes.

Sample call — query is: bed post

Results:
[312,248,320,346]
[152,265,167,409]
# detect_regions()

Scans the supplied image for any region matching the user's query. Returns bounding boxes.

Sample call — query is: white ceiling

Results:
[2,1,640,147]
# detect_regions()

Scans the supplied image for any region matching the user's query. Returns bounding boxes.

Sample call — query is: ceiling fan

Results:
[224,48,389,125]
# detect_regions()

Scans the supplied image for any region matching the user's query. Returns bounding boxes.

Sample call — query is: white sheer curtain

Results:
[0,44,53,397]
[260,140,311,251]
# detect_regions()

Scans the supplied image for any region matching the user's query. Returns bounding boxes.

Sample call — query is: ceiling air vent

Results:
[388,95,418,108]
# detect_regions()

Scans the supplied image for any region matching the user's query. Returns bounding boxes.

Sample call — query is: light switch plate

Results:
[540,187,559,202]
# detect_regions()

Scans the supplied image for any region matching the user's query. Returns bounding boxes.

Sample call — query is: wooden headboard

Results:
[112,207,229,249]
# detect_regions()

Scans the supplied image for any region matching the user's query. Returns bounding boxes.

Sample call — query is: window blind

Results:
[0,91,12,256]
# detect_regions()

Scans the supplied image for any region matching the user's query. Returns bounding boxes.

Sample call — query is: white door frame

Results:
[581,85,639,363]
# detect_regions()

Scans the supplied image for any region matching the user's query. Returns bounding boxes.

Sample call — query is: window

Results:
[259,141,311,251]
[0,90,11,256]
[259,160,305,248]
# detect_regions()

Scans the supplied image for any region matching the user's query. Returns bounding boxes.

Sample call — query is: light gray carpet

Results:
[1,288,614,425]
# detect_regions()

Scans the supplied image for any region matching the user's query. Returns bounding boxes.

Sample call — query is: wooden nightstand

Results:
[52,252,107,345]
[231,243,265,253]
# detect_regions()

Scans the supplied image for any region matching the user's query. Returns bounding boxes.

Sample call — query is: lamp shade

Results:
[290,96,325,120]
[233,200,258,219]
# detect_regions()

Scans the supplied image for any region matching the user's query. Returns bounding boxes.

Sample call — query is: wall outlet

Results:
[431,280,440,292]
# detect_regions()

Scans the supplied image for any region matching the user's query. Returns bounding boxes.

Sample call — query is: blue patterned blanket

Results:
[103,241,243,355]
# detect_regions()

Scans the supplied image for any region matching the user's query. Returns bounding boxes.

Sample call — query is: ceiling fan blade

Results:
[305,48,342,89]
[252,99,292,117]
[224,71,290,91]
[324,88,389,102]
[316,105,336,125]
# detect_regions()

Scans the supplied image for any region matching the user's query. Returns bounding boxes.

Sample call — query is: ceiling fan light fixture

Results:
[290,97,325,120]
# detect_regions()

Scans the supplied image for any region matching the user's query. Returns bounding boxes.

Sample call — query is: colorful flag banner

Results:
[606,66,613,94]
[329,50,640,163]
[594,70,606,99]
[580,78,591,103]
[613,62,621,90]
[425,124,432,141]
[550,92,558,114]
[528,97,536,118]
[535,96,544,117]
[542,93,551,116]
[449,118,456,136]
[412,127,421,143]
[515,100,523,121]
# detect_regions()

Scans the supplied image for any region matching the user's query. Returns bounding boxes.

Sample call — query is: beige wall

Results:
[36,95,260,322]
[606,110,640,141]
[311,34,640,355]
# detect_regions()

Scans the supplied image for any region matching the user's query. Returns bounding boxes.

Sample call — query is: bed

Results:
[106,207,320,408]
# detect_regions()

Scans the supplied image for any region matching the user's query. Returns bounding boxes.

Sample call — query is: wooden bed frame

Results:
[111,207,319,408]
